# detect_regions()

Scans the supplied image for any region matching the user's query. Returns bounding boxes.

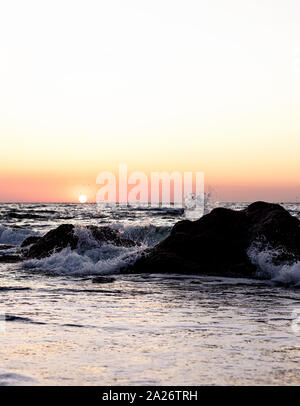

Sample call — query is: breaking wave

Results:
[22,224,169,276]
[23,245,141,276]
[13,220,300,286]
[247,244,300,287]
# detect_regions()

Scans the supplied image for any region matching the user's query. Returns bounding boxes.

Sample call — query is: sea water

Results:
[0,202,299,385]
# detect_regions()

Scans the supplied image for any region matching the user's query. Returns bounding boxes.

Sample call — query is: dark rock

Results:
[21,236,41,248]
[92,276,116,284]
[24,224,77,259]
[24,224,138,259]
[129,201,300,277]
[244,201,300,254]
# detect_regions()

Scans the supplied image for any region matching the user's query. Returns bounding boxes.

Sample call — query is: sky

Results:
[0,0,299,202]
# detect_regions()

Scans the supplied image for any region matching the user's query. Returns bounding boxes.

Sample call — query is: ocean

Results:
[0,202,299,385]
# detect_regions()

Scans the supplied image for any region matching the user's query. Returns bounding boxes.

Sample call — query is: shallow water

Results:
[0,202,299,385]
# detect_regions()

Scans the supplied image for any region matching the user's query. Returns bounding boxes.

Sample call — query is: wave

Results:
[111,223,171,247]
[22,223,165,276]
[247,244,300,287]
[0,225,40,245]
[3,211,48,220]
[18,221,300,286]
[0,286,31,291]
[23,245,141,276]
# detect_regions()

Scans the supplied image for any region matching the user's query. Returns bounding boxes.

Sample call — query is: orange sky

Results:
[0,0,299,203]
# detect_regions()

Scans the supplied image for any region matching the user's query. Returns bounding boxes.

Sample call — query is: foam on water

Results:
[22,224,168,276]
[23,224,145,275]
[247,244,300,287]
[23,245,141,275]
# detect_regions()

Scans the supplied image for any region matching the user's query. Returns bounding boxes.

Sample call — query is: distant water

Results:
[0,202,299,385]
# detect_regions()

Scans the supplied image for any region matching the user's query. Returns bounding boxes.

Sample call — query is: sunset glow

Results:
[1,0,299,202]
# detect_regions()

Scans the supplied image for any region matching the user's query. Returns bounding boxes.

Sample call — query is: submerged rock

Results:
[23,224,138,259]
[128,202,300,277]
[92,276,116,284]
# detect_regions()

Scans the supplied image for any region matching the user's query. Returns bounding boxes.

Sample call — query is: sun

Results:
[78,194,87,203]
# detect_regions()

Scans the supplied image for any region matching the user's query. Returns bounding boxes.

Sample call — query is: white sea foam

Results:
[247,244,300,286]
[22,224,154,275]
[0,225,39,245]
[23,244,141,276]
